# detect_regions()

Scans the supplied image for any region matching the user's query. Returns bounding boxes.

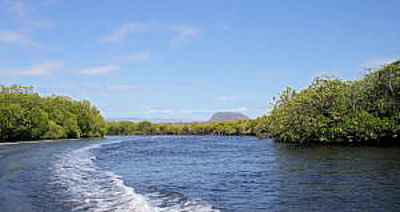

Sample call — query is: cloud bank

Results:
[0,61,63,76]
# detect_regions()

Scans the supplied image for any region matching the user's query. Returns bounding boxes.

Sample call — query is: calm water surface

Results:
[0,136,399,211]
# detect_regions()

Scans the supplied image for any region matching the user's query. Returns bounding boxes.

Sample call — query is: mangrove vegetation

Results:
[1,60,400,144]
[107,60,400,144]
[0,85,106,142]
[106,118,269,137]
[268,60,400,143]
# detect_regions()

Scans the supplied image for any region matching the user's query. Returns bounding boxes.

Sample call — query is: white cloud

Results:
[19,61,62,75]
[79,64,119,75]
[7,0,54,28]
[0,0,55,47]
[100,22,150,43]
[0,61,63,75]
[0,31,31,44]
[78,52,150,76]
[172,25,201,47]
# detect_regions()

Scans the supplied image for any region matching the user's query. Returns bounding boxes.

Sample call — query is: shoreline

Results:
[0,136,105,145]
[2,134,398,147]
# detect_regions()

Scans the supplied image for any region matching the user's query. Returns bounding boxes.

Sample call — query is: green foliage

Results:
[0,85,106,142]
[44,121,66,139]
[106,119,260,136]
[105,58,399,143]
[254,116,270,138]
[4,60,400,144]
[268,60,400,143]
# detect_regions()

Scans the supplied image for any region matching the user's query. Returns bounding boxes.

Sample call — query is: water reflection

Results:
[273,144,400,211]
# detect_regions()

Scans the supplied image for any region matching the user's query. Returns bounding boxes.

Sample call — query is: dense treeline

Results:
[268,60,400,143]
[0,85,106,142]
[3,60,400,144]
[106,117,270,137]
[107,60,400,144]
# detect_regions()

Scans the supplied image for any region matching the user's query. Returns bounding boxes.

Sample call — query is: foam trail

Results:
[50,139,219,212]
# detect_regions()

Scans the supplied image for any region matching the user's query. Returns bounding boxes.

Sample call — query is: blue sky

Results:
[1,0,399,121]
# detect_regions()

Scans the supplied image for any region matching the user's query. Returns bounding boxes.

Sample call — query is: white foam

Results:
[51,139,219,212]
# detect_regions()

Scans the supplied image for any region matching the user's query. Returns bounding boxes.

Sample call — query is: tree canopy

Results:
[106,119,264,137]
[2,60,400,144]
[0,85,106,142]
[268,60,400,143]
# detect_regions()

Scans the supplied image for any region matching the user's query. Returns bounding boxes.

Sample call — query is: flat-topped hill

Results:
[208,112,250,122]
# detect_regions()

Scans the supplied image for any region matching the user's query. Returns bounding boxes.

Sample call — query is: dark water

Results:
[0,136,400,212]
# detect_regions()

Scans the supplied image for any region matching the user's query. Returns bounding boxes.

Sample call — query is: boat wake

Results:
[50,139,219,212]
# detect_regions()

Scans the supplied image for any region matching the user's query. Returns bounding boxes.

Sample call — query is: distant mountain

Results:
[208,112,250,122]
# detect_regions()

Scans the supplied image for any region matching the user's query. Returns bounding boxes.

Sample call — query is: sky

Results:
[1,0,399,121]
